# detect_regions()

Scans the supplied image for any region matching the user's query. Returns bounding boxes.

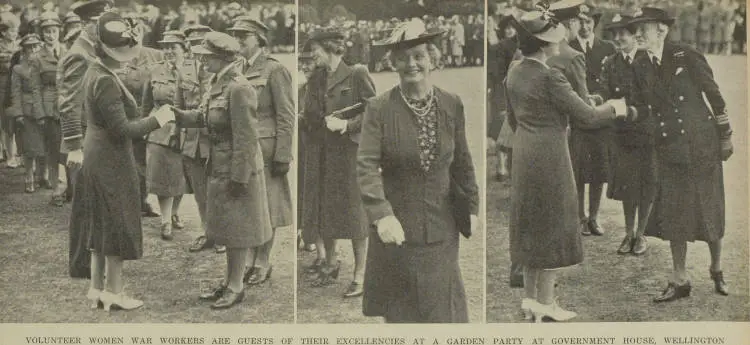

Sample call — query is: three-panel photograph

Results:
[0,0,747,326]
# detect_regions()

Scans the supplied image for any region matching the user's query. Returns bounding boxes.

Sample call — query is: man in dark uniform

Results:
[629,7,733,302]
[228,16,295,286]
[558,1,614,237]
[599,11,654,256]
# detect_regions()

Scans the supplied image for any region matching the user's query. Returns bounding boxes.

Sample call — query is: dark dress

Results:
[358,87,479,323]
[301,61,376,240]
[78,61,161,260]
[506,58,615,269]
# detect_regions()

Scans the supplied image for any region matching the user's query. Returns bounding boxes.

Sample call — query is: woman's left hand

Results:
[470,214,480,235]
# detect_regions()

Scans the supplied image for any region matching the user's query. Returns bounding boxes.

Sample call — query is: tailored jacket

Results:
[570,37,617,95]
[239,52,295,165]
[10,59,43,120]
[357,87,479,245]
[32,43,64,120]
[181,58,212,160]
[57,26,97,153]
[323,61,376,144]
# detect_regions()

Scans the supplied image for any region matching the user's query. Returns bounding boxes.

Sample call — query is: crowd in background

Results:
[300,13,484,73]
[489,0,747,55]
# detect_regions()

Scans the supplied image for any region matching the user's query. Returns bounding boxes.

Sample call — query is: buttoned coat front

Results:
[240,53,295,228]
[357,87,478,322]
[631,43,727,243]
[11,58,45,157]
[179,67,273,249]
[301,61,376,240]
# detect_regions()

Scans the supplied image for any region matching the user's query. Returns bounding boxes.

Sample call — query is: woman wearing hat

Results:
[172,31,273,309]
[0,12,20,168]
[10,34,45,192]
[63,12,83,40]
[505,8,630,321]
[33,13,64,205]
[141,30,200,240]
[299,28,376,298]
[357,18,479,323]
[76,11,173,311]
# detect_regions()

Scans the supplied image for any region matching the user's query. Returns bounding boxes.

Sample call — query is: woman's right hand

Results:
[375,215,406,246]
[152,105,176,127]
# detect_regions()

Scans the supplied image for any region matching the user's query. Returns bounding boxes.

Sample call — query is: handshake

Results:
[605,98,637,122]
[151,105,177,126]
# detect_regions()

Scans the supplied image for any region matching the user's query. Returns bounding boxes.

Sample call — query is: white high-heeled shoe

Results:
[99,290,143,312]
[532,300,577,322]
[521,298,538,321]
[86,288,103,309]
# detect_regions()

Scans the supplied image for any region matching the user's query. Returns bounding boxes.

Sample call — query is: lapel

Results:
[659,42,677,90]
[635,50,673,107]
[569,38,584,54]
[326,60,351,92]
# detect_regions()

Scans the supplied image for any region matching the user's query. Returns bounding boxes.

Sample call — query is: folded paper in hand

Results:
[609,98,627,116]
[152,105,176,127]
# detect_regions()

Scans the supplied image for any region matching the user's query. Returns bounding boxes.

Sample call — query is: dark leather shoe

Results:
[246,265,273,286]
[305,258,326,274]
[142,204,160,217]
[171,215,185,229]
[242,266,256,284]
[199,284,227,301]
[710,270,729,296]
[653,282,691,303]
[343,282,363,298]
[580,218,592,236]
[632,236,648,255]
[189,236,212,252]
[617,236,634,254]
[588,219,604,236]
[210,289,244,309]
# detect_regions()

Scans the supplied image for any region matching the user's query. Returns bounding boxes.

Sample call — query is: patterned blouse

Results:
[402,88,439,172]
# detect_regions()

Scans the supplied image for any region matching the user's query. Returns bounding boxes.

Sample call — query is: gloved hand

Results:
[375,215,405,246]
[271,161,290,177]
[228,180,248,198]
[720,136,733,161]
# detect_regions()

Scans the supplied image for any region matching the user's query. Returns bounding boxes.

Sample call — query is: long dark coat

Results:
[178,66,273,249]
[631,43,727,243]
[506,58,616,269]
[10,58,45,158]
[300,61,376,240]
[357,87,478,323]
[240,53,295,229]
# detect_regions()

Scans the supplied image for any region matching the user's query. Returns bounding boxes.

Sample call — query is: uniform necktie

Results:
[652,55,660,68]
[585,42,592,55]
[625,55,631,64]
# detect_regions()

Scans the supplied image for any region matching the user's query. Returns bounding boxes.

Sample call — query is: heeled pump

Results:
[531,300,577,322]
[521,298,538,321]
[246,265,273,286]
[99,290,144,311]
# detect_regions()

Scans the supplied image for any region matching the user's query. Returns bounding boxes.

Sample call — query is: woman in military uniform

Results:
[10,34,45,193]
[141,30,194,240]
[173,32,273,310]
[33,13,64,205]
[300,29,376,298]
[357,19,479,323]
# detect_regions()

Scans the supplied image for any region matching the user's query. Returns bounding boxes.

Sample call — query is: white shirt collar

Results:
[621,48,637,63]
[578,36,594,50]
[648,44,664,64]
[245,49,262,67]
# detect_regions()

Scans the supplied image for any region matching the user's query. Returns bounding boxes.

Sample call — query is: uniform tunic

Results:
[301,61,376,240]
[79,61,161,260]
[240,53,295,229]
[632,43,728,243]
[600,50,656,203]
[358,87,478,323]
[178,65,273,249]
[141,60,199,197]
[11,58,45,158]
[506,58,615,269]
[32,44,63,168]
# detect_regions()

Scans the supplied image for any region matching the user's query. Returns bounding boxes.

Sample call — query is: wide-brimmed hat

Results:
[183,24,211,42]
[20,33,42,46]
[372,18,443,50]
[515,7,566,43]
[158,30,186,45]
[97,11,141,62]
[227,16,269,43]
[191,31,240,58]
[627,7,675,26]
[71,0,113,21]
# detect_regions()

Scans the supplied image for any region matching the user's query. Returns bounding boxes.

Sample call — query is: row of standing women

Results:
[298,18,480,322]
[60,0,294,311]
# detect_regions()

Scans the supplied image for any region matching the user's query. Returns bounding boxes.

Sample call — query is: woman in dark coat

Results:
[300,29,376,297]
[505,9,628,322]
[357,18,479,323]
[10,34,44,193]
[75,12,173,311]
[173,31,273,309]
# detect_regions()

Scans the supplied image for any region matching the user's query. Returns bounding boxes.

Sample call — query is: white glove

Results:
[375,215,406,245]
[606,98,628,117]
[152,104,176,127]
[66,149,84,169]
[325,116,348,133]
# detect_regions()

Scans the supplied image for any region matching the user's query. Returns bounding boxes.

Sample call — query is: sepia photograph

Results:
[296,0,486,323]
[486,0,748,322]
[0,0,296,323]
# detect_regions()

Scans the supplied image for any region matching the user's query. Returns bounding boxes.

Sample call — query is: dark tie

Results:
[625,55,631,64]
[586,43,592,55]
[652,55,660,68]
